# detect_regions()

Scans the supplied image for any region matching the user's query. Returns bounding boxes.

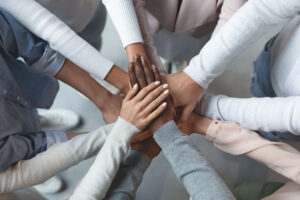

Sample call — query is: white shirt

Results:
[184,0,300,89]
[270,16,300,97]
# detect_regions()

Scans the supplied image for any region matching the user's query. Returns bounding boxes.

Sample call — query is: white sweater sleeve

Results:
[0,0,114,80]
[103,0,143,48]
[70,117,139,200]
[184,0,300,89]
[0,124,114,193]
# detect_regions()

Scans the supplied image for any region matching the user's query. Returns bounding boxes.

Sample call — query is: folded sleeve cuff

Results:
[45,130,68,149]
[30,45,65,77]
[103,0,143,47]
[205,120,222,142]
[154,120,183,150]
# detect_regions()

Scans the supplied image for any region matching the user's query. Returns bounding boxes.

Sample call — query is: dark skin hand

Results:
[130,55,175,143]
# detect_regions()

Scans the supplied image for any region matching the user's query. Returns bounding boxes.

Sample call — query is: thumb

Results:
[178,105,194,126]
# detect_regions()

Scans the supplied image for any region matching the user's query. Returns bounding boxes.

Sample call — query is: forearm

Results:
[205,121,300,184]
[0,0,114,80]
[105,150,151,200]
[71,118,139,200]
[184,0,300,88]
[55,59,115,109]
[202,95,300,135]
[103,0,143,48]
[0,124,114,193]
[154,121,235,200]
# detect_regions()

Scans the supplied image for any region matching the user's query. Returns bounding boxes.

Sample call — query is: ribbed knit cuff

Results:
[103,0,143,47]
[109,117,140,143]
[154,120,183,150]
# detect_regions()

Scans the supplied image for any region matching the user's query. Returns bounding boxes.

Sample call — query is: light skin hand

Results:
[129,55,175,141]
[55,59,122,124]
[165,72,205,125]
[120,81,169,131]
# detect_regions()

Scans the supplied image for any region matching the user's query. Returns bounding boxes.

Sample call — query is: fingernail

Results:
[162,84,168,89]
[162,102,167,106]
[155,81,160,85]
[164,90,169,94]
[133,84,138,89]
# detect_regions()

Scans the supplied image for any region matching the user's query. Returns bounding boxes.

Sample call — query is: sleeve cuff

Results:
[184,64,211,89]
[205,120,222,142]
[30,45,65,77]
[124,150,151,171]
[45,130,68,149]
[103,0,143,47]
[109,117,140,143]
[153,120,183,150]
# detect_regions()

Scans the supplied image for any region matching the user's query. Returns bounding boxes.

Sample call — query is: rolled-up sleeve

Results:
[30,45,65,77]
[0,132,47,171]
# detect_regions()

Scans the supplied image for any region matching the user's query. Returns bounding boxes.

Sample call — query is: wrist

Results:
[125,43,147,62]
[105,65,130,93]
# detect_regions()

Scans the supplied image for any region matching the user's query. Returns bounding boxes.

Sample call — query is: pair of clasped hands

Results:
[119,55,194,159]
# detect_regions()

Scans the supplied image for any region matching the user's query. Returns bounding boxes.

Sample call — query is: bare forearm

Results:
[55,59,114,110]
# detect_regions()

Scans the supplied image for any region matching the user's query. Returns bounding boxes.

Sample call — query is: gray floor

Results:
[44,17,289,200]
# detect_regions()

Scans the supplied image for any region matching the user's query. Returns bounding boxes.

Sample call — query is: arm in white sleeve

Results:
[103,0,143,48]
[0,124,114,193]
[201,94,300,135]
[0,0,114,80]
[70,117,140,200]
[206,120,300,185]
[184,0,300,88]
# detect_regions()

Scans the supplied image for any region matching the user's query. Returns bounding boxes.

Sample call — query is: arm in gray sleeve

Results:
[104,150,151,200]
[154,121,235,200]
[0,131,47,171]
[0,9,65,77]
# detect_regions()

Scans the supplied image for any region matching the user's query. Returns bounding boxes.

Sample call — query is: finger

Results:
[124,84,138,101]
[139,83,168,107]
[133,81,160,102]
[128,62,137,88]
[152,65,161,82]
[134,55,147,88]
[141,88,169,114]
[141,57,155,84]
[146,102,167,122]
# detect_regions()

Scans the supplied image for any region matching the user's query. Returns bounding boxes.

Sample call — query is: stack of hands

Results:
[115,55,210,160]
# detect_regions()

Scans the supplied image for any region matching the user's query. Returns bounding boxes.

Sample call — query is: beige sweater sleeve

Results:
[213,0,247,36]
[206,121,300,185]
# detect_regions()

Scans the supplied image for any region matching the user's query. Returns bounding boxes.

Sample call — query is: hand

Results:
[120,81,169,131]
[177,112,212,135]
[131,137,161,160]
[165,72,205,125]
[128,55,175,140]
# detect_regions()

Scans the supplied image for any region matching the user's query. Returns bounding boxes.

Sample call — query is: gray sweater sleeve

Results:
[104,150,151,200]
[154,121,235,200]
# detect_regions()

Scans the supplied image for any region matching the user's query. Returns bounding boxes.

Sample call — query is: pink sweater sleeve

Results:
[206,120,300,185]
[262,181,300,200]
